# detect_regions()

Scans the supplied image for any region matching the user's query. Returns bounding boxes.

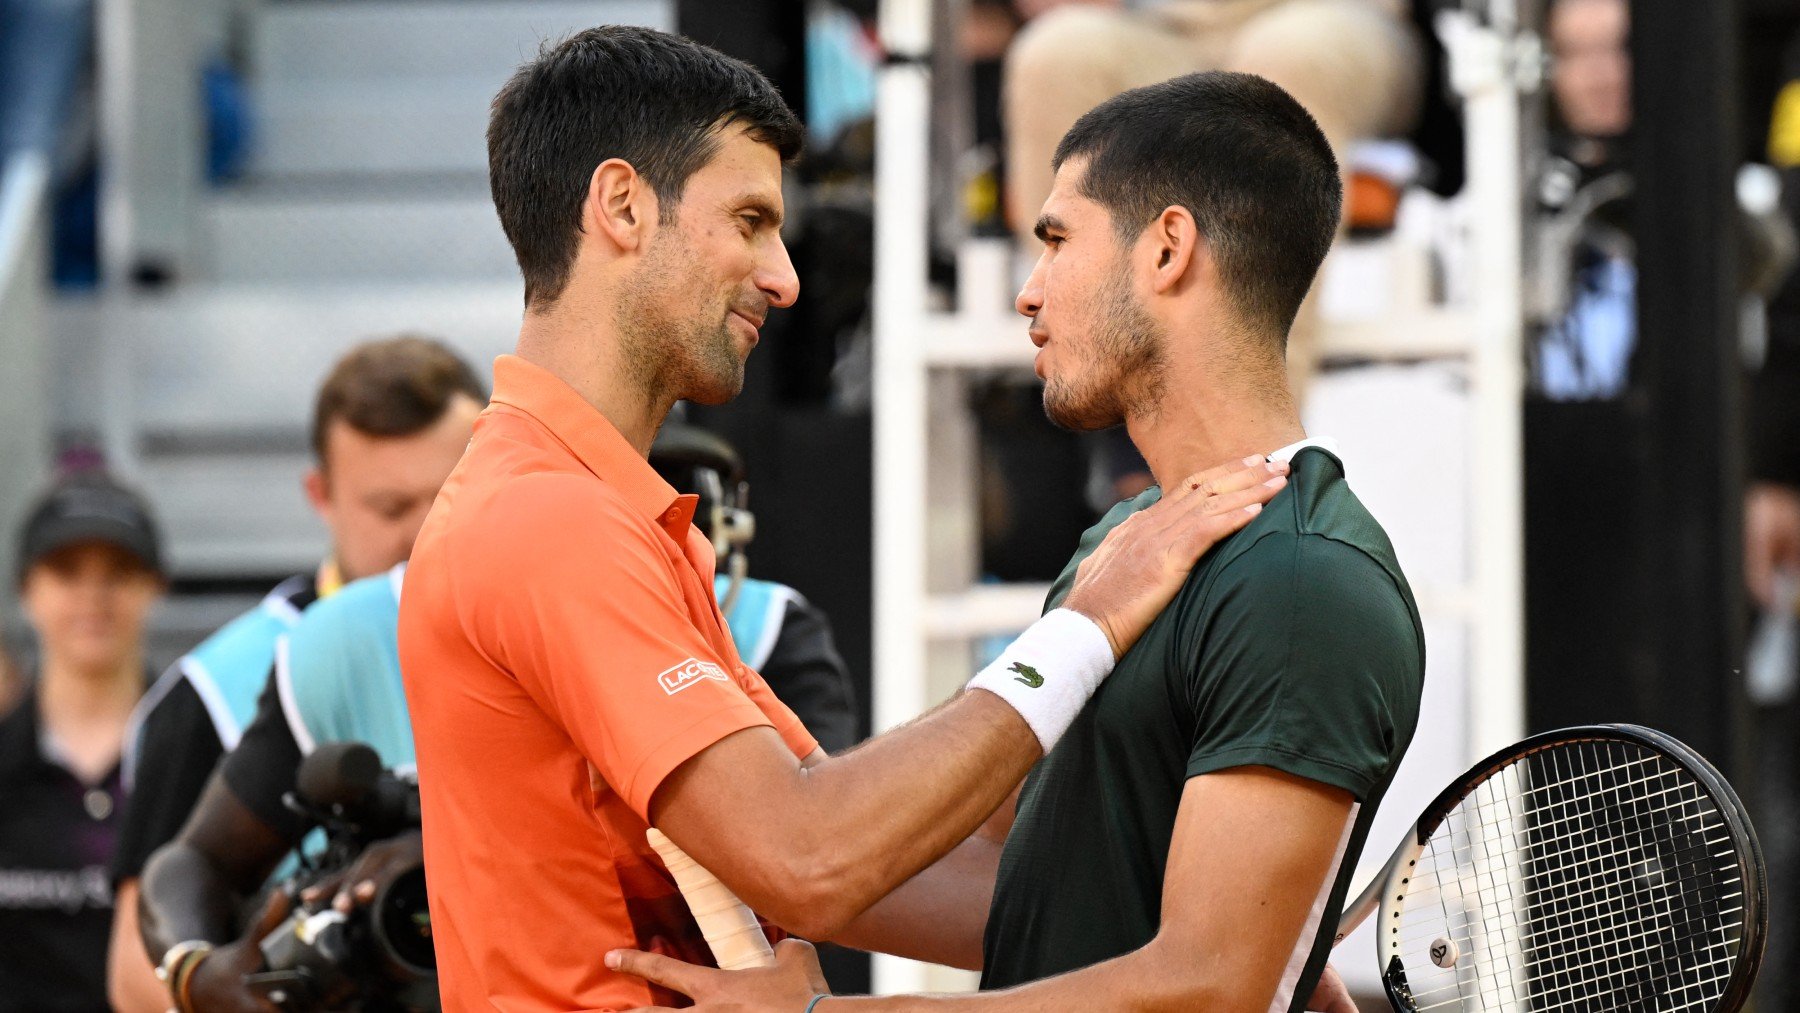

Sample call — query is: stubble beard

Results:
[616,229,746,408]
[1042,264,1167,432]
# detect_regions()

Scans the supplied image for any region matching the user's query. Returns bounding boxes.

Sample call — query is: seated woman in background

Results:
[0,470,165,1013]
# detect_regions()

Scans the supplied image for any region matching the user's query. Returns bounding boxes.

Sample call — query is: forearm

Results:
[137,841,252,962]
[828,833,1003,970]
[759,691,1035,936]
[108,880,175,1012]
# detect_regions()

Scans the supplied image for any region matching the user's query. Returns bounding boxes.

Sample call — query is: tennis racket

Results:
[1333,724,1766,1012]
[647,827,777,970]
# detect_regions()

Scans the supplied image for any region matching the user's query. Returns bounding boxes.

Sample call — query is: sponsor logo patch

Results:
[658,658,731,695]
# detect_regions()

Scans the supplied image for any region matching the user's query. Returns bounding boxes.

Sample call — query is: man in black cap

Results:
[0,469,166,1012]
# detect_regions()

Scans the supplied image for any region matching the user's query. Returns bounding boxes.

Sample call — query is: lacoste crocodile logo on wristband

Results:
[1009,661,1045,688]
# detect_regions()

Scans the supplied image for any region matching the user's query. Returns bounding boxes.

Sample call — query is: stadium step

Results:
[200,179,516,283]
[47,281,522,575]
[247,0,673,178]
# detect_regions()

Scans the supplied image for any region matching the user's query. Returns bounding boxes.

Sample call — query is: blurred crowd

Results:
[4,0,1800,1009]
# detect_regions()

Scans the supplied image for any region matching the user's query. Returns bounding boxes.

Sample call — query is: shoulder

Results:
[1210,530,1417,639]
[1047,488,1162,607]
[456,470,654,565]
[184,597,296,682]
[173,585,314,743]
[129,662,211,745]
[286,570,402,665]
[122,672,216,789]
[279,572,407,752]
[297,569,400,626]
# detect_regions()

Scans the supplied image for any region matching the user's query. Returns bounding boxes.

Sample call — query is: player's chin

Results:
[684,368,746,407]
[1042,382,1116,433]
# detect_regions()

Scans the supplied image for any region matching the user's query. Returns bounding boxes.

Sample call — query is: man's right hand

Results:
[1064,455,1287,658]
[181,890,291,1013]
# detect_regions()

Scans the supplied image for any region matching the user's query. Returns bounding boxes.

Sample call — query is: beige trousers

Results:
[1003,0,1424,389]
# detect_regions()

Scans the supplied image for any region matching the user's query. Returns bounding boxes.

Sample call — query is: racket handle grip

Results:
[647,828,776,970]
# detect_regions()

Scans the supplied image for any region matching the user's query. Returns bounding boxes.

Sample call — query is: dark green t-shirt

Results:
[979,446,1425,1009]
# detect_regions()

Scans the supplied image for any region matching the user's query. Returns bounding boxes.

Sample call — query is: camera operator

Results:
[107,336,484,1012]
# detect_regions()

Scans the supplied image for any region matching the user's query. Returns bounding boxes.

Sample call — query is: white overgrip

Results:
[647,828,776,970]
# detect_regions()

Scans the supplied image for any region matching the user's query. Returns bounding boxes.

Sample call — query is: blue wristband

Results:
[805,995,831,1013]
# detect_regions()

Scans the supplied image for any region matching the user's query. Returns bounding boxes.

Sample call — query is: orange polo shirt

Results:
[399,355,818,1011]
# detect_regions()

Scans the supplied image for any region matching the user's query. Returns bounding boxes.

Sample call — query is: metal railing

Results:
[0,152,55,616]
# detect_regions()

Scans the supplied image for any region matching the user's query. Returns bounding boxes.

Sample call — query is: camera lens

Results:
[373,866,436,975]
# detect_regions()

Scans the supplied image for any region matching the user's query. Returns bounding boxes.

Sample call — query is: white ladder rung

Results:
[923,583,1052,640]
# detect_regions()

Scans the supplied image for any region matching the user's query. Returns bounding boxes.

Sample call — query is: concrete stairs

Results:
[50,0,672,588]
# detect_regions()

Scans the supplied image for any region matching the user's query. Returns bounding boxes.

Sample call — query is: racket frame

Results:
[1334,724,1767,1013]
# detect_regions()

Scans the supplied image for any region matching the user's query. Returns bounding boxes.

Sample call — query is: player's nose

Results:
[1015,255,1048,318]
[758,237,800,309]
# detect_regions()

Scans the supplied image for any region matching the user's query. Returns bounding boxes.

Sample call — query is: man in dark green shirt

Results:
[980,439,1423,1007]
[608,70,1426,1013]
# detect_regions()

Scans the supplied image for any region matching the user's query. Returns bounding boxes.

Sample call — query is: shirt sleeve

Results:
[757,595,860,755]
[466,475,818,821]
[1185,534,1421,801]
[219,672,310,843]
[111,678,223,884]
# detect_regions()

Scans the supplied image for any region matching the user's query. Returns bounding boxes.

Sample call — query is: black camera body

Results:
[245,742,437,1011]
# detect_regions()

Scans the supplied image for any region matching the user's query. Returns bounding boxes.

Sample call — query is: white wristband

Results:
[967,608,1115,753]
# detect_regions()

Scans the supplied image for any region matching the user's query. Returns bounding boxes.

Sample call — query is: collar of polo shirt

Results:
[487,355,700,540]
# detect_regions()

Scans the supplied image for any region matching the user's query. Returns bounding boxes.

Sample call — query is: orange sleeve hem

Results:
[771,708,820,760]
[621,702,780,821]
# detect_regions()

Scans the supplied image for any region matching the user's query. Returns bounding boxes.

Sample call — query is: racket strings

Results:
[1456,747,1737,1009]
[1395,811,1738,954]
[1397,761,1733,950]
[1386,741,1746,1012]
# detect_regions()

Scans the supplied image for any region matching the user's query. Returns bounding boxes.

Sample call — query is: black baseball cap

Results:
[16,472,165,584]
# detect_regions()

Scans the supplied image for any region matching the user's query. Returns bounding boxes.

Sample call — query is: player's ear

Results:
[302,466,330,516]
[585,158,655,253]
[1148,205,1199,296]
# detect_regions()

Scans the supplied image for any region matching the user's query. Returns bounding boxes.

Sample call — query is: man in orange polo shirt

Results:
[399,26,1286,1011]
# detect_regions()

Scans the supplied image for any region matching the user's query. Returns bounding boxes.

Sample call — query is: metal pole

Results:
[1443,7,1530,759]
[871,0,935,995]
[0,155,53,621]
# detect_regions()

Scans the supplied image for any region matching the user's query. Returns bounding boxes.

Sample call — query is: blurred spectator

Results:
[1534,0,1794,400]
[1748,33,1800,612]
[1003,0,1423,384]
[1531,0,1634,399]
[105,336,484,1011]
[1004,0,1421,228]
[1547,0,1630,167]
[0,470,164,1012]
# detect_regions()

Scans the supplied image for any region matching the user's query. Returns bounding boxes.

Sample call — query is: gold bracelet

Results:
[170,946,212,1013]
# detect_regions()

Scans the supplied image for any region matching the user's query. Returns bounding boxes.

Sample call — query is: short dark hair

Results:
[1052,72,1341,341]
[311,336,486,465]
[487,25,804,307]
